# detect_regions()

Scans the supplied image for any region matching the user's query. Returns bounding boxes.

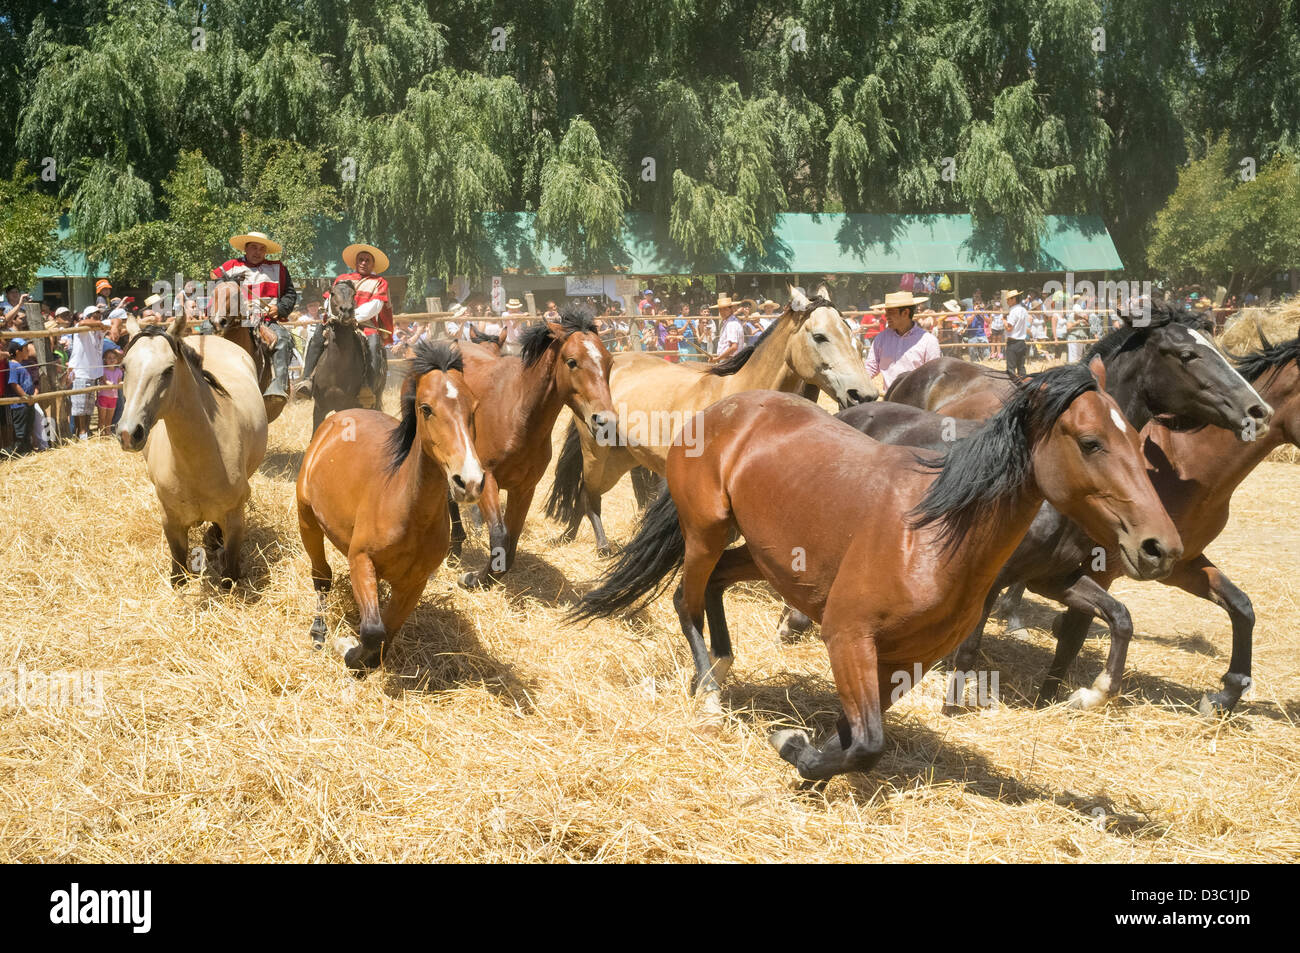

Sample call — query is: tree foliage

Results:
[0,163,61,290]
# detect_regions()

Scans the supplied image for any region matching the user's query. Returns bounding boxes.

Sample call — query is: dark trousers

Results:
[1005,338,1028,377]
[9,402,33,453]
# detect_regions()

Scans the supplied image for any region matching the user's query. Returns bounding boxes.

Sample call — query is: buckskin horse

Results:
[990,326,1298,714]
[449,303,616,589]
[296,340,484,671]
[572,362,1182,782]
[546,285,876,554]
[208,275,285,423]
[117,314,268,587]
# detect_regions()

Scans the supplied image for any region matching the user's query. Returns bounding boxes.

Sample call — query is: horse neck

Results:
[514,347,566,436]
[728,317,803,392]
[159,357,223,468]
[391,437,449,520]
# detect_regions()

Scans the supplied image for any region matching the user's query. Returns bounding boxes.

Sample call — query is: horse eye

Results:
[812,334,828,344]
[1180,351,1198,362]
[1079,437,1103,455]
[420,404,432,418]
[566,358,578,370]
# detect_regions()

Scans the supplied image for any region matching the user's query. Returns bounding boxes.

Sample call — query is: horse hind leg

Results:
[215,508,245,590]
[701,544,767,695]
[164,516,191,588]
[776,606,815,643]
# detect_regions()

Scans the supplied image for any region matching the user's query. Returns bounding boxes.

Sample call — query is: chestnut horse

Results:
[208,278,284,423]
[1010,329,1300,713]
[296,340,484,671]
[546,285,876,553]
[886,356,1014,419]
[450,303,616,588]
[573,362,1182,781]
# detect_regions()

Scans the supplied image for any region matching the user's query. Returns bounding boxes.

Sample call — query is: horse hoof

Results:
[310,622,327,649]
[1066,687,1108,710]
[708,655,732,685]
[1197,692,1239,719]
[595,545,613,559]
[343,644,379,672]
[458,571,480,589]
[769,728,811,764]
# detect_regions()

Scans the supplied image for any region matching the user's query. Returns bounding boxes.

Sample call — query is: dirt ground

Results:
[1,383,1297,862]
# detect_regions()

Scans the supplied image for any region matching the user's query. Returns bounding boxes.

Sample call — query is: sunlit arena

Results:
[1,1,1297,885]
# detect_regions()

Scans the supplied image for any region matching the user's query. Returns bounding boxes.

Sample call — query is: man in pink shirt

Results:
[862,290,941,389]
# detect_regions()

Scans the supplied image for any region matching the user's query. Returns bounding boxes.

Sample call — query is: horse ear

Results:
[1088,355,1108,392]
[789,285,811,312]
[1253,316,1273,351]
[814,282,831,301]
[545,320,564,339]
[166,313,186,338]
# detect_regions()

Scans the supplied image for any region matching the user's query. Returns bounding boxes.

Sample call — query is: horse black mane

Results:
[707,295,832,377]
[1229,333,1300,383]
[519,303,598,367]
[1084,299,1211,364]
[468,326,500,346]
[909,362,1100,552]
[385,339,465,472]
[123,324,229,397]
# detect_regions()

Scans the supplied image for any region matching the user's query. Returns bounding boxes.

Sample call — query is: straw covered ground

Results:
[1,357,1298,862]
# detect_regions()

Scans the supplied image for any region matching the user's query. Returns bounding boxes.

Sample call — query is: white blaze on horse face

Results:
[1186,327,1263,399]
[445,380,458,400]
[583,339,604,370]
[1109,407,1127,434]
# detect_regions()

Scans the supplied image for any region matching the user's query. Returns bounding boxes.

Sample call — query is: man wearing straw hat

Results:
[296,243,392,401]
[710,293,746,363]
[210,230,298,402]
[1004,288,1030,376]
[862,290,941,388]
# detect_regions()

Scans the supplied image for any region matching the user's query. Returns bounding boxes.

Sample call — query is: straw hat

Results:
[342,243,390,274]
[760,300,781,313]
[230,231,283,255]
[871,291,930,310]
[1004,289,1023,300]
[739,298,757,310]
[716,293,738,309]
[144,293,163,309]
[943,299,961,312]
[506,298,523,310]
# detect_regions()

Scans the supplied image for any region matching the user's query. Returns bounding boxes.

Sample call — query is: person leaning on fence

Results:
[1003,289,1030,377]
[210,230,298,404]
[861,291,941,389]
[5,338,38,454]
[64,305,107,440]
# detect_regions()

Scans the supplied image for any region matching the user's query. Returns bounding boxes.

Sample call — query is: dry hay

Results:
[1,386,1298,863]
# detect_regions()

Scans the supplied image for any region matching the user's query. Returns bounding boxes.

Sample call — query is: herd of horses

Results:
[110,281,1298,784]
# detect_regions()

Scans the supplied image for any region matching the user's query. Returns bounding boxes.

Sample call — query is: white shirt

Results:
[718,316,745,353]
[1006,304,1030,340]
[863,323,942,388]
[67,328,105,378]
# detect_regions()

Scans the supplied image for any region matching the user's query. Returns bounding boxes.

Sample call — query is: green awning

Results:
[36,218,109,279]
[477,212,1124,276]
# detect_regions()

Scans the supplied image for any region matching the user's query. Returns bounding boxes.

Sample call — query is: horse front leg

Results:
[1161,556,1255,715]
[216,507,245,590]
[1027,574,1129,709]
[770,602,887,782]
[163,516,191,588]
[459,473,505,589]
[343,551,385,672]
[297,500,332,649]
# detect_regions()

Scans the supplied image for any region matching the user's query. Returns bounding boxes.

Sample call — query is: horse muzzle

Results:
[119,421,149,452]
[448,462,485,504]
[1118,532,1182,581]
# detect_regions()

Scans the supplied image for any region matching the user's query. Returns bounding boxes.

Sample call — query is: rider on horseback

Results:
[209,230,298,402]
[296,243,392,402]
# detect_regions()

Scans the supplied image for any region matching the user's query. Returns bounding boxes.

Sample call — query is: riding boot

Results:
[368,334,386,403]
[264,323,293,400]
[295,330,326,400]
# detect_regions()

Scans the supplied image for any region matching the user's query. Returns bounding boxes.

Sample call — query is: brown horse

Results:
[573,361,1181,781]
[296,340,484,671]
[450,303,615,588]
[546,285,876,553]
[1026,329,1300,712]
[208,279,285,423]
[886,356,1015,419]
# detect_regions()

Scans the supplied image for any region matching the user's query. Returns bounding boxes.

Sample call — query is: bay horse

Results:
[942,308,1273,710]
[296,340,484,671]
[546,285,876,554]
[1006,329,1300,713]
[886,356,1014,419]
[208,276,284,423]
[450,303,616,589]
[117,314,268,587]
[308,279,374,434]
[572,362,1181,781]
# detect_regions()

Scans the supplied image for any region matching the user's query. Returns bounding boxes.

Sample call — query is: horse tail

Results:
[567,488,684,624]
[544,418,584,524]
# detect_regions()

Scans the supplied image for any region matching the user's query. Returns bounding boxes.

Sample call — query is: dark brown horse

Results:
[208,279,284,423]
[296,340,484,671]
[1008,330,1300,713]
[573,362,1181,781]
[309,279,372,433]
[450,303,616,588]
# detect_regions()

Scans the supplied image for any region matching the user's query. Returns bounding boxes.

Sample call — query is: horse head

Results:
[785,283,877,408]
[327,280,358,326]
[117,316,194,452]
[523,304,617,438]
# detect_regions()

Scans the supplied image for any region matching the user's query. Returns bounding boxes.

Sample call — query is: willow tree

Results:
[535,120,628,273]
[346,70,526,296]
[0,163,61,290]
